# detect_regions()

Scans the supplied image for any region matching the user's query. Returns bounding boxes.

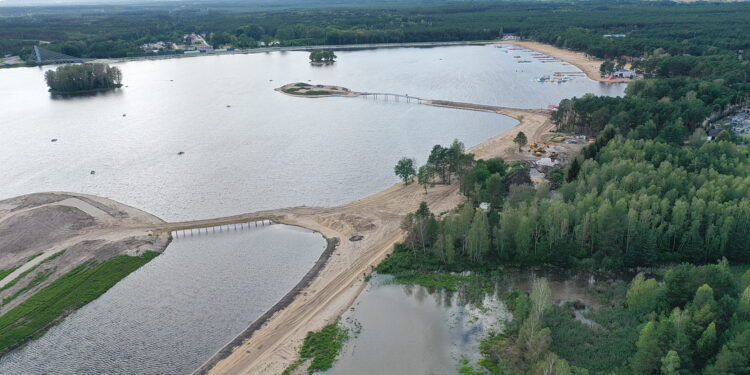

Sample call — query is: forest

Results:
[43,63,122,93]
[2,1,750,62]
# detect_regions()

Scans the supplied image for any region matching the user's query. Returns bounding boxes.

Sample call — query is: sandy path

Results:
[198,104,557,375]
[501,40,631,83]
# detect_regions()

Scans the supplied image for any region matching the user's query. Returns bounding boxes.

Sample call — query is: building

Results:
[707,128,723,141]
[141,41,168,53]
[612,70,636,79]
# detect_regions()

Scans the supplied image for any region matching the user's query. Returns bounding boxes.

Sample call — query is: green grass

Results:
[302,90,331,95]
[2,268,54,305]
[0,253,48,282]
[0,250,66,295]
[387,272,475,292]
[0,266,20,282]
[544,304,639,374]
[282,321,349,374]
[26,252,45,262]
[0,251,159,354]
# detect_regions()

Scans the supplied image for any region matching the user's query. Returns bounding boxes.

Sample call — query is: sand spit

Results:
[0,192,170,314]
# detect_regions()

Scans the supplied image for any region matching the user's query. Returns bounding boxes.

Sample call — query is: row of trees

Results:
[397,135,750,270]
[394,140,475,188]
[44,63,122,93]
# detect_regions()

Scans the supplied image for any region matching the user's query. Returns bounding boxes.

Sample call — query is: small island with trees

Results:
[276,82,356,98]
[309,50,337,65]
[44,63,123,94]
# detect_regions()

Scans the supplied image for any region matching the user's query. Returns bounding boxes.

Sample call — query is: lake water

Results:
[0,45,625,222]
[0,45,625,373]
[0,224,327,374]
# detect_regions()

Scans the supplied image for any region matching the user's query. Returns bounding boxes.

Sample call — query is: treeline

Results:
[44,63,122,93]
[553,77,746,139]
[389,135,750,271]
[2,1,750,61]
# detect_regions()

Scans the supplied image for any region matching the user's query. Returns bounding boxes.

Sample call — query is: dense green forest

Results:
[2,1,750,62]
[44,63,122,93]
[388,136,750,270]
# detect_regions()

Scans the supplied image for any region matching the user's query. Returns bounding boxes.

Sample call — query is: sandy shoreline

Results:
[193,101,563,375]
[500,40,630,83]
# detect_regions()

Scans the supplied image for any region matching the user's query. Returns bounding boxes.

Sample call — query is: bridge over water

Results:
[358,92,424,103]
[34,46,90,65]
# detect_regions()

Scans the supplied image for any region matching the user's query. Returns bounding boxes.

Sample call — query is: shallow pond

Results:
[326,274,510,375]
[326,270,615,374]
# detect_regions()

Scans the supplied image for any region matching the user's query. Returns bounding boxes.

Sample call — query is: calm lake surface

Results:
[0,45,624,222]
[0,224,326,374]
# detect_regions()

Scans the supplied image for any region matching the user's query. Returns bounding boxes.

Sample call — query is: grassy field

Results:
[0,250,65,296]
[0,251,159,354]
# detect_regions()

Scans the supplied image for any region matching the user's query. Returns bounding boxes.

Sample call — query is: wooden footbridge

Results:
[359,92,424,104]
[150,210,290,238]
[356,91,552,119]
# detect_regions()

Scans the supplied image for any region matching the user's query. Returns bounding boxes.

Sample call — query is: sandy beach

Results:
[501,40,630,83]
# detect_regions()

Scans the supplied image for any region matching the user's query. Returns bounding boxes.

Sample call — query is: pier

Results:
[170,219,274,238]
[359,92,424,104]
